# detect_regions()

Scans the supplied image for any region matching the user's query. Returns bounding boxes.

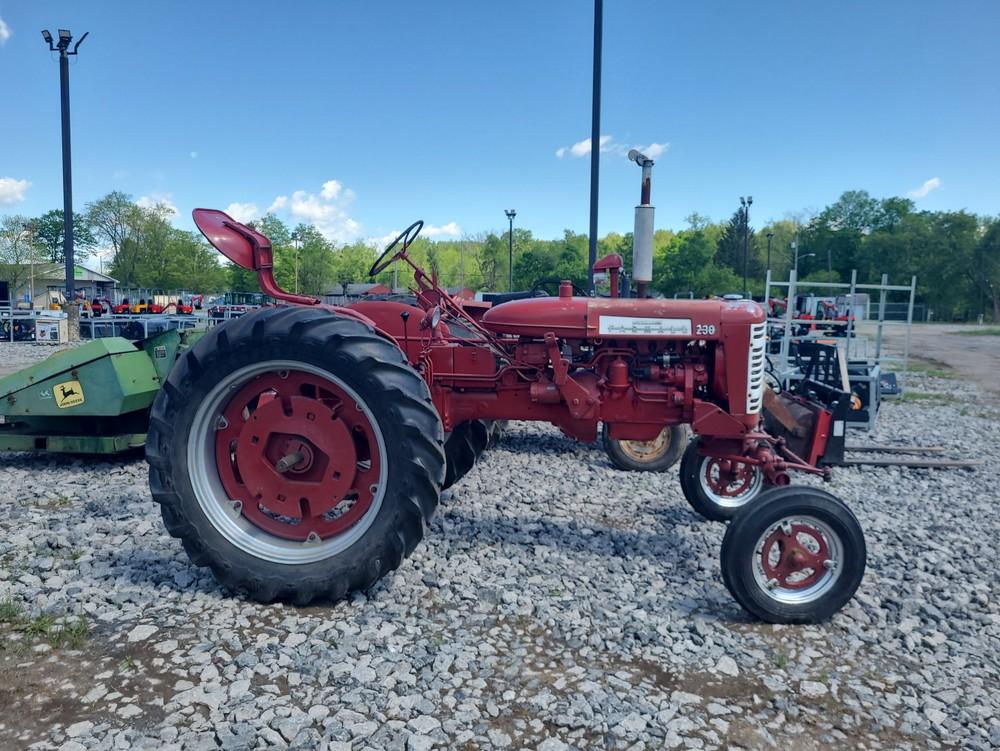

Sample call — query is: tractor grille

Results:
[746,322,767,414]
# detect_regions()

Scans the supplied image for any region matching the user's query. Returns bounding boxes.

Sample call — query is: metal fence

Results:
[763,270,918,382]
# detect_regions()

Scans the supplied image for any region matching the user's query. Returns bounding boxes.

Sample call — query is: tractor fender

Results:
[346,300,429,340]
[312,303,407,353]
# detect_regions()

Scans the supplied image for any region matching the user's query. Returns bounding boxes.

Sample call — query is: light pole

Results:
[21,223,37,307]
[795,249,815,273]
[41,28,88,305]
[740,196,753,298]
[766,231,774,274]
[290,231,301,294]
[587,0,603,294]
[504,209,516,291]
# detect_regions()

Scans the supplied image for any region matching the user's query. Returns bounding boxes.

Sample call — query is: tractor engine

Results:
[388,283,768,445]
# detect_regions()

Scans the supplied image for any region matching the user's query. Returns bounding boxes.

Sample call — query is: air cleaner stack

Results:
[628,149,655,298]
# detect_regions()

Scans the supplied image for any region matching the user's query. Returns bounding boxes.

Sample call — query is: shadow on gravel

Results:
[436,507,707,574]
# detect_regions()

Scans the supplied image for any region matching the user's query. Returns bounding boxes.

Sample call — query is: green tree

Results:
[85,191,145,285]
[477,232,506,291]
[715,210,758,280]
[32,209,96,263]
[970,218,1000,321]
[0,214,45,303]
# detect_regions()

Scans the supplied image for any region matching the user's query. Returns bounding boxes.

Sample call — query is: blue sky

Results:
[1,0,998,246]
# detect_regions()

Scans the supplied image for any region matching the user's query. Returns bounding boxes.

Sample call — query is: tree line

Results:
[1,189,997,320]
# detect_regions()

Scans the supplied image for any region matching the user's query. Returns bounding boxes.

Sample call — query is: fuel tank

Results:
[480,296,764,340]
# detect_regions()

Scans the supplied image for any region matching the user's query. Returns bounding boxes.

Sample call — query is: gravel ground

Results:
[1,342,999,750]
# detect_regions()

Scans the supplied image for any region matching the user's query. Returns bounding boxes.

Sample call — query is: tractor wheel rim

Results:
[618,428,670,462]
[188,361,387,565]
[698,455,763,508]
[752,515,843,604]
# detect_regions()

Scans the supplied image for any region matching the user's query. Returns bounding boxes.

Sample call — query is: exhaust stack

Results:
[628,149,655,298]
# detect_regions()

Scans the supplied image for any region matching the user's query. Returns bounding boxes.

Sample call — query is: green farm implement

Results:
[0,329,204,454]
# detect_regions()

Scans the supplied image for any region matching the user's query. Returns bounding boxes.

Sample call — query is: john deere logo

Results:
[54,380,85,409]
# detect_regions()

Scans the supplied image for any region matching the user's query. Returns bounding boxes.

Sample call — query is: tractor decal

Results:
[54,380,85,409]
[598,315,692,336]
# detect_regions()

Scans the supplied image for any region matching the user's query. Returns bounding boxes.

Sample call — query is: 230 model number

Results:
[695,324,716,336]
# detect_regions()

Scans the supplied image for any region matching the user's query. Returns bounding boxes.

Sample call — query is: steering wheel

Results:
[369,220,424,277]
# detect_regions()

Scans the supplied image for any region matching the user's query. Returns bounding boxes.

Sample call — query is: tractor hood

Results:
[480,296,764,340]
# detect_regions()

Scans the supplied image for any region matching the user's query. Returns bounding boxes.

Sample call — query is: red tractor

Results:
[145,209,866,624]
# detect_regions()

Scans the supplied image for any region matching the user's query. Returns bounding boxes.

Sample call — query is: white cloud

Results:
[267,195,288,214]
[263,180,362,244]
[225,202,260,223]
[137,193,178,217]
[907,177,941,199]
[320,180,342,200]
[634,142,668,160]
[423,221,462,238]
[555,135,669,160]
[0,17,11,45]
[368,230,401,249]
[556,135,613,158]
[0,177,30,204]
[367,221,461,247]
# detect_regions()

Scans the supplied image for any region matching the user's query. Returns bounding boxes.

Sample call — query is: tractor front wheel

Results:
[602,424,687,472]
[146,306,445,605]
[720,486,866,623]
[680,436,766,521]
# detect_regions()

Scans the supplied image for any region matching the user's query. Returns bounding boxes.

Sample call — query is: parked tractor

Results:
[145,209,867,624]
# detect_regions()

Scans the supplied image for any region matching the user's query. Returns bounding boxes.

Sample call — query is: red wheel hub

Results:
[760,522,830,589]
[214,370,381,542]
[704,458,755,497]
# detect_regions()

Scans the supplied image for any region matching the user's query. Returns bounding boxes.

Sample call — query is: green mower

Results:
[0,329,205,454]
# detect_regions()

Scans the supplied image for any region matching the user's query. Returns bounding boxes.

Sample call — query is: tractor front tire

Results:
[720,486,866,623]
[680,436,766,522]
[443,419,491,489]
[146,306,445,605]
[602,424,687,472]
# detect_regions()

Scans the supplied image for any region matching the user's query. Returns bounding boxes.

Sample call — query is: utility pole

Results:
[740,196,753,298]
[766,231,774,275]
[504,210,516,291]
[41,28,88,310]
[587,0,603,294]
[791,237,799,272]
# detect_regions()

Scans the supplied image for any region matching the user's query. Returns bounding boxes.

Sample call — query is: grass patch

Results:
[0,602,90,651]
[0,598,23,623]
[906,359,955,379]
[50,618,89,649]
[953,327,1000,336]
[900,391,961,404]
[32,495,74,510]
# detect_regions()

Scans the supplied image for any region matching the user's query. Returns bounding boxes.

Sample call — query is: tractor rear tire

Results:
[145,306,445,605]
[443,419,490,489]
[680,436,766,522]
[720,486,866,623]
[602,424,687,472]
